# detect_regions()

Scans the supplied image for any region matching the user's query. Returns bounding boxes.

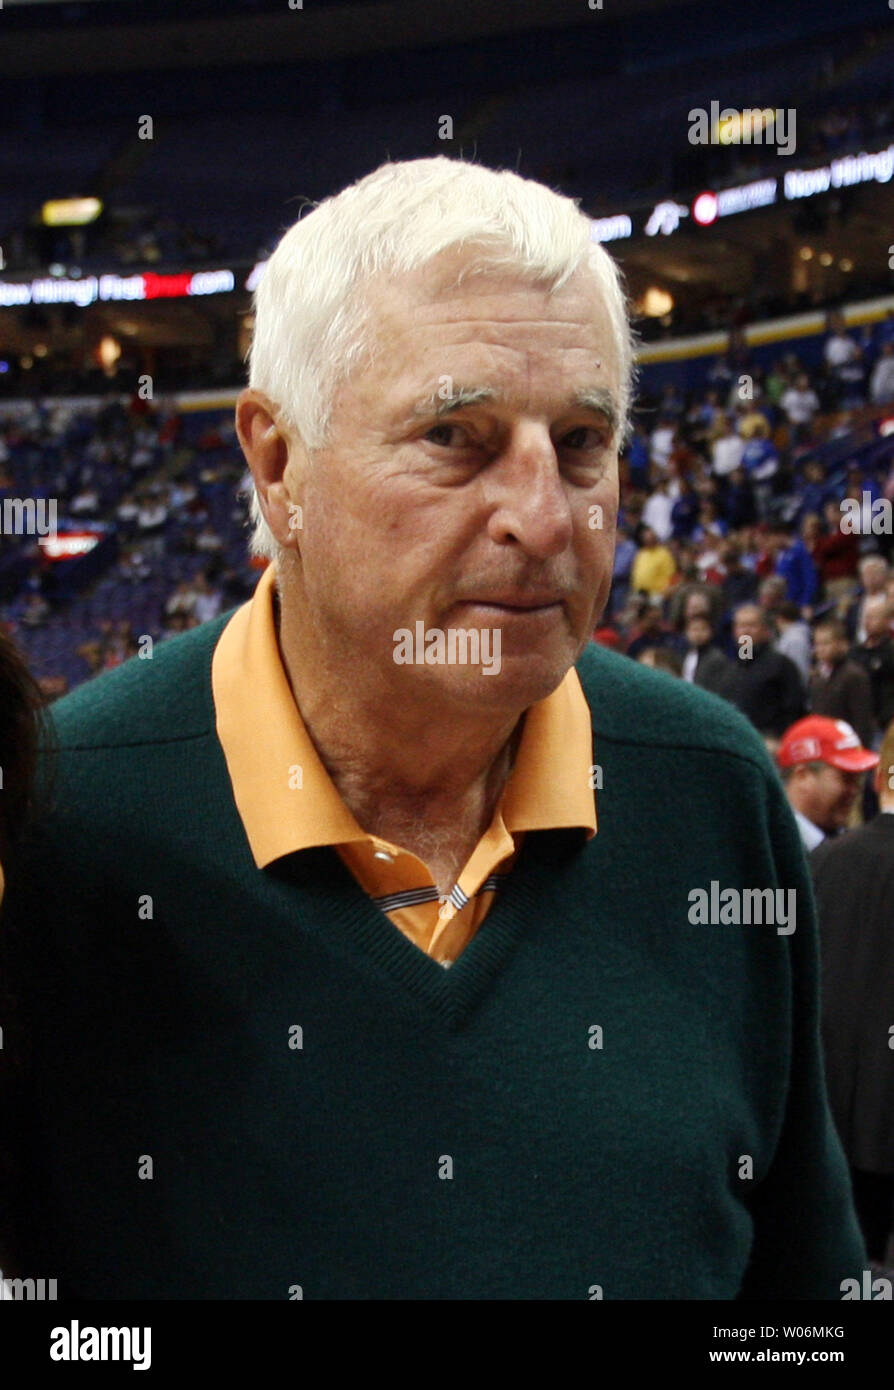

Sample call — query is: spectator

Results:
[724,604,807,739]
[723,467,757,529]
[667,579,724,632]
[610,524,636,615]
[773,600,812,688]
[777,714,877,852]
[624,423,650,490]
[193,573,223,625]
[719,540,759,613]
[797,460,832,523]
[740,417,779,522]
[20,593,51,629]
[809,618,876,749]
[845,556,890,643]
[669,476,700,540]
[164,580,198,621]
[758,573,787,620]
[824,316,865,407]
[136,492,169,559]
[642,475,674,542]
[692,499,727,549]
[686,388,723,446]
[624,595,681,661]
[711,415,745,479]
[681,614,733,696]
[630,524,676,597]
[637,645,683,677]
[195,523,224,555]
[774,523,819,615]
[869,342,894,406]
[813,498,860,605]
[851,597,894,736]
[780,373,820,442]
[648,415,676,474]
[810,721,894,1263]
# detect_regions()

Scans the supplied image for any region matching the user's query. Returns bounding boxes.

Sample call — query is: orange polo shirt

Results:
[211,563,597,966]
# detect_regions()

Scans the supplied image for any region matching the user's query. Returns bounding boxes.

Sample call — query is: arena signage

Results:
[783,143,894,200]
[39,530,101,560]
[589,214,633,243]
[0,268,235,308]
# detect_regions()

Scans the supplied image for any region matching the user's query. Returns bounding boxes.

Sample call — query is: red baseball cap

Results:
[777,716,879,772]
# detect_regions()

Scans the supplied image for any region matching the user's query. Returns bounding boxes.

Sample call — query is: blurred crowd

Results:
[600,311,894,785]
[0,395,259,698]
[2,213,227,277]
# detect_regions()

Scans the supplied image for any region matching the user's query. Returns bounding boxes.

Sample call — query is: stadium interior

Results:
[2,0,894,1310]
[2,0,894,697]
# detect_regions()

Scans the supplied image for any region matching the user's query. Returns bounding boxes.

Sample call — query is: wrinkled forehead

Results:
[359,249,618,361]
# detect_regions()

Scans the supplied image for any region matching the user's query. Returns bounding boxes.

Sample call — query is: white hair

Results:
[245,156,638,561]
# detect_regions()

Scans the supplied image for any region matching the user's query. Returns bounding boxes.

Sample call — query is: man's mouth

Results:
[459,594,564,612]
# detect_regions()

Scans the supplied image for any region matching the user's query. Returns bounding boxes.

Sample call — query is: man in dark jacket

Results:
[724,604,806,739]
[851,596,894,735]
[811,721,894,1263]
[810,618,876,750]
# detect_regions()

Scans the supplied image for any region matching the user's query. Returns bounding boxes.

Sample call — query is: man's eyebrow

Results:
[570,387,619,439]
[409,386,501,419]
[408,383,619,435]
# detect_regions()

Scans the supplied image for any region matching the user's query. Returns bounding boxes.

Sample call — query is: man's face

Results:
[864,602,891,641]
[684,595,710,623]
[862,562,887,595]
[814,628,843,666]
[288,253,621,710]
[797,764,862,832]
[733,608,765,645]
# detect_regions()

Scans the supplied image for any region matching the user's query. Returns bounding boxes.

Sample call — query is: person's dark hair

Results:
[0,627,55,1276]
[650,647,683,677]
[813,617,847,643]
[0,627,52,868]
[776,601,801,623]
[779,760,826,783]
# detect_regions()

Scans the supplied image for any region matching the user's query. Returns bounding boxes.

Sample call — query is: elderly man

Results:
[852,595,894,736]
[0,158,865,1300]
[846,555,890,644]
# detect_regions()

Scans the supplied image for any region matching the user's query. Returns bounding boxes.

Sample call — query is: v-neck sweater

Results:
[0,607,866,1298]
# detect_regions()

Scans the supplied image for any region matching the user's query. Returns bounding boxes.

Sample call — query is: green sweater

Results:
[0,609,866,1299]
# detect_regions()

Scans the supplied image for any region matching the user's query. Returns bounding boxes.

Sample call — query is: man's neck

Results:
[273,577,527,890]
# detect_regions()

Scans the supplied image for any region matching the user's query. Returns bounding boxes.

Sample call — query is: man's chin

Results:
[418,648,575,711]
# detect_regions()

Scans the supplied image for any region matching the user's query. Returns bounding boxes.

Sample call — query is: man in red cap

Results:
[777,715,879,851]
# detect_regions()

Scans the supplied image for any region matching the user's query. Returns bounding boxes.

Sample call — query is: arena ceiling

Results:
[0,0,881,76]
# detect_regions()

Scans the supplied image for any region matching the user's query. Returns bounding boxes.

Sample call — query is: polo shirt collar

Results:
[212,562,597,869]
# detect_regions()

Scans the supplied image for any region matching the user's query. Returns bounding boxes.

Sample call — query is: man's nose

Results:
[484,427,577,559]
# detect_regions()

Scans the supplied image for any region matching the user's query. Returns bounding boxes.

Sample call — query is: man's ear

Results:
[235,389,308,551]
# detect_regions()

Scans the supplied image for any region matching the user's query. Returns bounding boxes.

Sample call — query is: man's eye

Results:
[561,426,607,451]
[423,423,473,448]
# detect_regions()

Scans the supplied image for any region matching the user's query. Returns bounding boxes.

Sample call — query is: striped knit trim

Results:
[372,873,505,916]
